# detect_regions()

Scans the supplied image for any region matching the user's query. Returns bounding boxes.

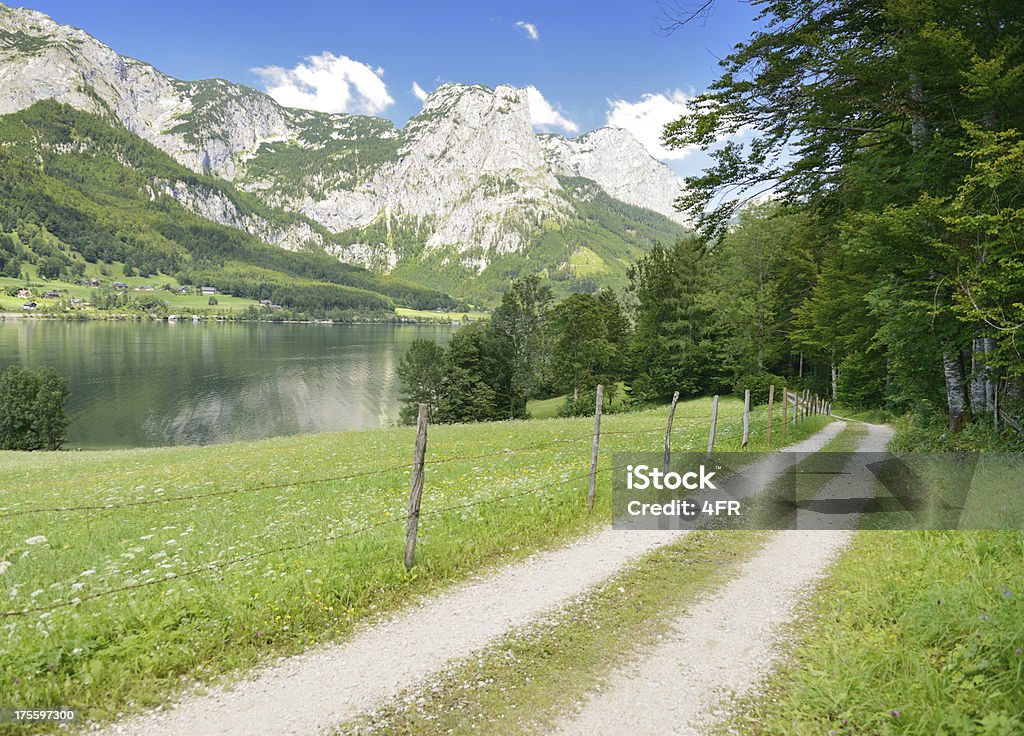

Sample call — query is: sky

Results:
[18,1,765,178]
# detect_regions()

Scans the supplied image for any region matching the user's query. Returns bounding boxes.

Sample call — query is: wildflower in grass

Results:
[981,613,990,621]
[891,710,900,718]
[0,560,11,574]
[25,535,47,546]
[79,569,96,577]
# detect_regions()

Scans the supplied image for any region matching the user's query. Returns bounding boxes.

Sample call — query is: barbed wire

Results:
[0,425,675,519]
[0,457,631,618]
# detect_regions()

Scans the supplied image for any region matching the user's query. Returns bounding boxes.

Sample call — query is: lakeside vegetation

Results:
[0,397,827,727]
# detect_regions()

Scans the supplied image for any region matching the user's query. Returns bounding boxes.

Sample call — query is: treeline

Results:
[648,0,1024,435]
[0,101,456,312]
[398,275,629,423]
[398,235,805,425]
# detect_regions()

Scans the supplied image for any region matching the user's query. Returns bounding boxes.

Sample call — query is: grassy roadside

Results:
[720,530,1024,735]
[0,398,830,729]
[715,424,1024,735]
[337,423,860,736]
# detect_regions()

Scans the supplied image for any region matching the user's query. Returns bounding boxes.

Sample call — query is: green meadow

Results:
[0,397,829,727]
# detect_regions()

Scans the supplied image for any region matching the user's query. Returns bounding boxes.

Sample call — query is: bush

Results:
[732,371,787,406]
[0,366,70,450]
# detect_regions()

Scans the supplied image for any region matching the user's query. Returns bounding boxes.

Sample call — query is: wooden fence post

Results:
[587,384,604,512]
[781,386,788,439]
[707,394,719,459]
[767,384,775,446]
[404,403,428,570]
[742,389,751,448]
[663,390,680,473]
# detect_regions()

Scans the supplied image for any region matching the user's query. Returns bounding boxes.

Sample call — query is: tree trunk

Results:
[983,336,996,412]
[831,363,838,401]
[943,348,968,432]
[970,338,986,415]
[970,336,997,416]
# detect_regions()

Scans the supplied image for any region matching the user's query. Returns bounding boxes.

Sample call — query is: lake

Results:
[0,320,457,449]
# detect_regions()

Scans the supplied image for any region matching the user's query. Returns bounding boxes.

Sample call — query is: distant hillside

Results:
[0,101,457,313]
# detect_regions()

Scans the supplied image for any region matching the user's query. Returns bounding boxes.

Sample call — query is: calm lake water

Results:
[0,320,457,449]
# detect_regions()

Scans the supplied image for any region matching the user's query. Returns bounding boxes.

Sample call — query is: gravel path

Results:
[553,423,893,736]
[99,423,847,736]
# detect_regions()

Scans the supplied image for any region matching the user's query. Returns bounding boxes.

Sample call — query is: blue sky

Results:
[19,1,764,177]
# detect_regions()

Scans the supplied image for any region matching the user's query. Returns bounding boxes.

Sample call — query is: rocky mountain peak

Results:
[0,4,688,290]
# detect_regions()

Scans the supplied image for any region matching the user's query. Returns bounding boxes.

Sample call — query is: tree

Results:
[489,275,553,417]
[0,366,70,450]
[549,294,614,412]
[627,240,714,402]
[434,323,504,424]
[396,339,446,424]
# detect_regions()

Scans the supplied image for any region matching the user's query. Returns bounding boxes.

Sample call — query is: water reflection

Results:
[0,320,456,448]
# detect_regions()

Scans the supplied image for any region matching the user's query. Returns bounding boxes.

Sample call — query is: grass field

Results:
[394,307,491,322]
[0,397,829,728]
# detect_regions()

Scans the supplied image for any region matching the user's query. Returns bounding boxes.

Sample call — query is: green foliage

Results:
[662,0,1024,432]
[0,366,70,450]
[627,239,717,402]
[548,293,617,408]
[397,339,446,424]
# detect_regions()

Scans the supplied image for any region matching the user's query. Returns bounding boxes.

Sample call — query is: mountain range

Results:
[0,4,688,307]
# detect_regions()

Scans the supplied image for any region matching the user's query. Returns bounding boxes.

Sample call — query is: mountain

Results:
[0,4,689,305]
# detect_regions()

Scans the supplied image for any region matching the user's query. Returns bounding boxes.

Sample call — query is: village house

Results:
[200,286,218,296]
[16,289,31,298]
[42,290,61,299]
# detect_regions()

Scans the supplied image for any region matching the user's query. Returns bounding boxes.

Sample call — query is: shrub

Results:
[0,366,70,450]
[732,371,787,406]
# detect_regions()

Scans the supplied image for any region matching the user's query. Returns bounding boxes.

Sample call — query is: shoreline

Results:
[0,311,473,326]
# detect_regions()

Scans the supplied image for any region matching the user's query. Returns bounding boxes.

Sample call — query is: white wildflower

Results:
[79,569,96,577]
[25,535,47,546]
[0,560,11,574]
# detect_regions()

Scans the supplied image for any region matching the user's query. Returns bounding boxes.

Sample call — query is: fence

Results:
[1,384,833,618]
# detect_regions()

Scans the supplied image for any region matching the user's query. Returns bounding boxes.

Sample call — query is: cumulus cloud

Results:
[515,20,539,41]
[411,81,429,102]
[252,52,393,115]
[605,90,697,161]
[526,86,578,134]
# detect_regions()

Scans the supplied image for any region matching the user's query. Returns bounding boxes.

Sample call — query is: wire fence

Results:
[1,385,828,618]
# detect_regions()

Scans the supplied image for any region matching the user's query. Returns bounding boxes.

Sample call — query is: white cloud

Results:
[411,81,429,102]
[515,20,539,41]
[605,90,697,161]
[526,86,578,134]
[252,52,393,115]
